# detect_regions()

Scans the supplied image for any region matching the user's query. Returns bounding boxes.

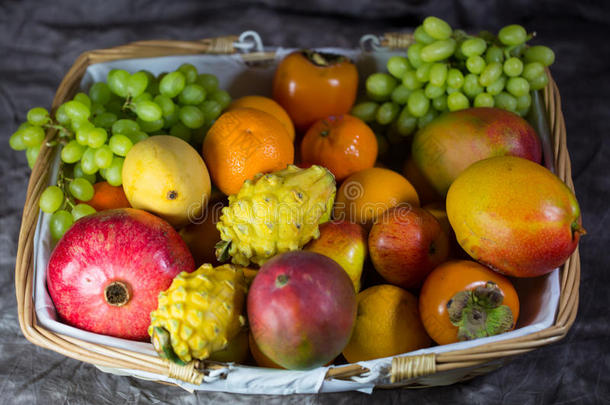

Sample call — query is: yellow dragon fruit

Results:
[215,164,336,267]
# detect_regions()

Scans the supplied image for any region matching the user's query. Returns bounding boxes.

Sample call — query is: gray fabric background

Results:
[1,0,609,403]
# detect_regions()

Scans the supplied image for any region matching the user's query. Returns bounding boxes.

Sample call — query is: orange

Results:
[300,114,377,181]
[342,284,431,363]
[228,95,295,141]
[333,167,419,227]
[202,108,294,196]
[83,182,131,211]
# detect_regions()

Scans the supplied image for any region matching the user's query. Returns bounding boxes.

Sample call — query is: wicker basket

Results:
[14,33,580,393]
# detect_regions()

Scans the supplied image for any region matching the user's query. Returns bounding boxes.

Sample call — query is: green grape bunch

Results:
[9,63,231,241]
[352,17,556,142]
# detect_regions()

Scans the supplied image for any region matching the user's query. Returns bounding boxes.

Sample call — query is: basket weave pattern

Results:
[14,34,580,388]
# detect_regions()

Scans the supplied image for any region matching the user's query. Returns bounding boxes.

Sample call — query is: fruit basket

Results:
[14,32,580,394]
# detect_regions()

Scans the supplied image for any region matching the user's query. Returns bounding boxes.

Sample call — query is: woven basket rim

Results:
[13,34,580,390]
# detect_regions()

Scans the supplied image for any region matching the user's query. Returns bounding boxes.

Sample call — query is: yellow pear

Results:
[122,135,211,228]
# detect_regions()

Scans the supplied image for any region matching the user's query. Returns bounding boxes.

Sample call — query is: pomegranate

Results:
[46,208,195,341]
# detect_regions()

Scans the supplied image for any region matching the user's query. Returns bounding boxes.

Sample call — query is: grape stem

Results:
[56,165,76,210]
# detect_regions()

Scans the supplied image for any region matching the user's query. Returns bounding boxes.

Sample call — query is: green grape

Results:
[81,147,99,175]
[105,157,124,186]
[107,69,130,98]
[402,70,424,90]
[98,168,107,180]
[445,86,459,95]
[446,68,464,89]
[506,77,530,97]
[154,95,176,117]
[179,105,205,129]
[376,102,400,125]
[87,127,108,148]
[94,145,114,169]
[40,185,64,213]
[413,25,436,44]
[134,100,163,122]
[209,89,231,109]
[429,63,447,86]
[474,92,495,108]
[199,100,223,122]
[529,72,549,90]
[396,107,418,136]
[391,85,411,105]
[70,119,90,132]
[466,56,486,74]
[162,110,179,128]
[92,111,118,129]
[21,126,45,147]
[50,210,74,240]
[138,117,165,132]
[27,107,50,126]
[486,76,507,96]
[387,56,412,79]
[461,37,487,57]
[159,71,186,98]
[89,82,112,105]
[524,45,555,67]
[90,103,106,117]
[179,84,207,105]
[366,73,397,101]
[60,140,86,163]
[479,62,503,87]
[127,131,149,144]
[63,100,90,122]
[432,94,448,111]
[75,122,95,145]
[422,16,453,40]
[463,74,484,98]
[127,71,149,97]
[417,109,438,129]
[420,39,457,63]
[415,63,432,83]
[73,162,97,184]
[424,83,445,99]
[108,134,133,157]
[447,91,470,111]
[73,92,92,109]
[503,57,524,77]
[9,129,27,151]
[407,89,430,117]
[170,122,192,142]
[485,46,504,64]
[516,93,532,111]
[494,92,518,111]
[407,43,425,69]
[498,24,527,46]
[196,73,219,93]
[69,177,95,201]
[71,203,96,221]
[178,63,199,83]
[55,104,71,126]
[133,92,153,104]
[112,119,139,135]
[351,101,379,122]
[26,145,41,169]
[522,62,545,81]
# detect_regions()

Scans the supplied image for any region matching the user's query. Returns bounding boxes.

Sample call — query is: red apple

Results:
[46,208,195,341]
[247,251,356,370]
[304,220,367,292]
[369,206,449,289]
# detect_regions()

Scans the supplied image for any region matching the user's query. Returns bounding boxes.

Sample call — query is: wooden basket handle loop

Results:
[166,359,204,385]
[390,353,436,383]
[381,32,415,50]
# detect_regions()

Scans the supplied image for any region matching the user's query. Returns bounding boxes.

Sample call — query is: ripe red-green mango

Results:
[412,107,542,197]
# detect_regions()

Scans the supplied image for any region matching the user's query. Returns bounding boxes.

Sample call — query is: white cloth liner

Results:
[33,44,560,395]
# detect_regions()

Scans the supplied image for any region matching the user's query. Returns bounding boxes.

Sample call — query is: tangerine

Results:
[300,114,377,181]
[228,95,295,141]
[202,108,294,196]
[82,182,131,211]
